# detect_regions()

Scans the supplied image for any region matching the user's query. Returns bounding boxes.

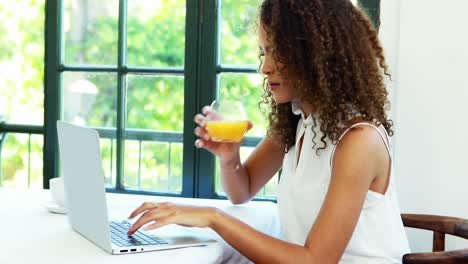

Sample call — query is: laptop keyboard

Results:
[110,220,168,247]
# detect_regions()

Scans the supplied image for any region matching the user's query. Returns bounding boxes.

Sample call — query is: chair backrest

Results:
[401,213,468,264]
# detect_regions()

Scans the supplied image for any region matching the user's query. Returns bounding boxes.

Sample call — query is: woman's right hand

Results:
[193,106,252,161]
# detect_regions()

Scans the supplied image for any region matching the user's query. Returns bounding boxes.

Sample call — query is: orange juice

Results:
[205,121,249,142]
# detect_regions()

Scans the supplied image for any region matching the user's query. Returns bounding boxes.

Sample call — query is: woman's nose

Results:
[261,56,274,76]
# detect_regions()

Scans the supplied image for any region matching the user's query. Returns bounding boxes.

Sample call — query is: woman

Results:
[128,0,410,262]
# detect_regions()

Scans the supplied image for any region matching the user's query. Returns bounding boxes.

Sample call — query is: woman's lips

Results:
[269,82,280,91]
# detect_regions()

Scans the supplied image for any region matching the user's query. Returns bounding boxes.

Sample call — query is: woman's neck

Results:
[300,102,314,117]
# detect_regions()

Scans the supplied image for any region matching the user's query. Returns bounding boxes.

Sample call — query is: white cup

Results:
[50,177,65,208]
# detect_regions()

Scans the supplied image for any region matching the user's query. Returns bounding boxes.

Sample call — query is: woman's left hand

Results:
[127,202,218,236]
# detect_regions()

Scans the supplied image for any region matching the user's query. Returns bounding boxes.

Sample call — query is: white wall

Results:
[380,0,468,252]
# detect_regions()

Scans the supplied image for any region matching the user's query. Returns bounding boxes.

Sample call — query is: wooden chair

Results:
[401,214,468,264]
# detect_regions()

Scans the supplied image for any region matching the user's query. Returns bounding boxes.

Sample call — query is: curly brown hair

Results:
[258,0,393,152]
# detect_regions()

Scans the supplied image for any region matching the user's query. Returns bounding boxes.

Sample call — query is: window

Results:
[0,0,380,200]
[60,0,187,195]
[53,0,276,199]
[0,0,45,189]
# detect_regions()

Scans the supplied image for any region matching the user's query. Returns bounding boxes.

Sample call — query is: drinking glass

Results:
[205,100,249,142]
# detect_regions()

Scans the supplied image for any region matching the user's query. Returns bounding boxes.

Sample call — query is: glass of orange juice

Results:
[205,100,249,142]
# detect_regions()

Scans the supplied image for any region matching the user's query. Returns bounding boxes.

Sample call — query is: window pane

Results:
[62,72,117,186]
[63,0,119,66]
[124,75,184,193]
[0,133,43,189]
[218,73,267,137]
[124,140,182,193]
[62,72,117,128]
[127,0,186,67]
[126,75,184,131]
[220,0,262,66]
[0,0,45,125]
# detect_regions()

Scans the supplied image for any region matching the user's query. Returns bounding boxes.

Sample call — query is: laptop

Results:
[56,121,217,254]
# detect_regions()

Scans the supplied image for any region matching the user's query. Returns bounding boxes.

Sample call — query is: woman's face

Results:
[258,24,297,104]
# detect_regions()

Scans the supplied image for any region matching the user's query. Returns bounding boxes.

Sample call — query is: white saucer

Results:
[44,202,67,214]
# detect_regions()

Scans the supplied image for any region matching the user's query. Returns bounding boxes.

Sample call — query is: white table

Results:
[0,188,282,264]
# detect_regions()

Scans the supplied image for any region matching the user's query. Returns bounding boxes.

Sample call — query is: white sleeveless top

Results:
[277,103,410,263]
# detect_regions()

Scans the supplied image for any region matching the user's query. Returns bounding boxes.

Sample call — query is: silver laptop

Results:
[56,121,217,254]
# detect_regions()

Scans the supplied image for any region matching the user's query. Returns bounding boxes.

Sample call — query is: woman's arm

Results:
[128,126,388,263]
[300,125,389,262]
[220,135,285,204]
